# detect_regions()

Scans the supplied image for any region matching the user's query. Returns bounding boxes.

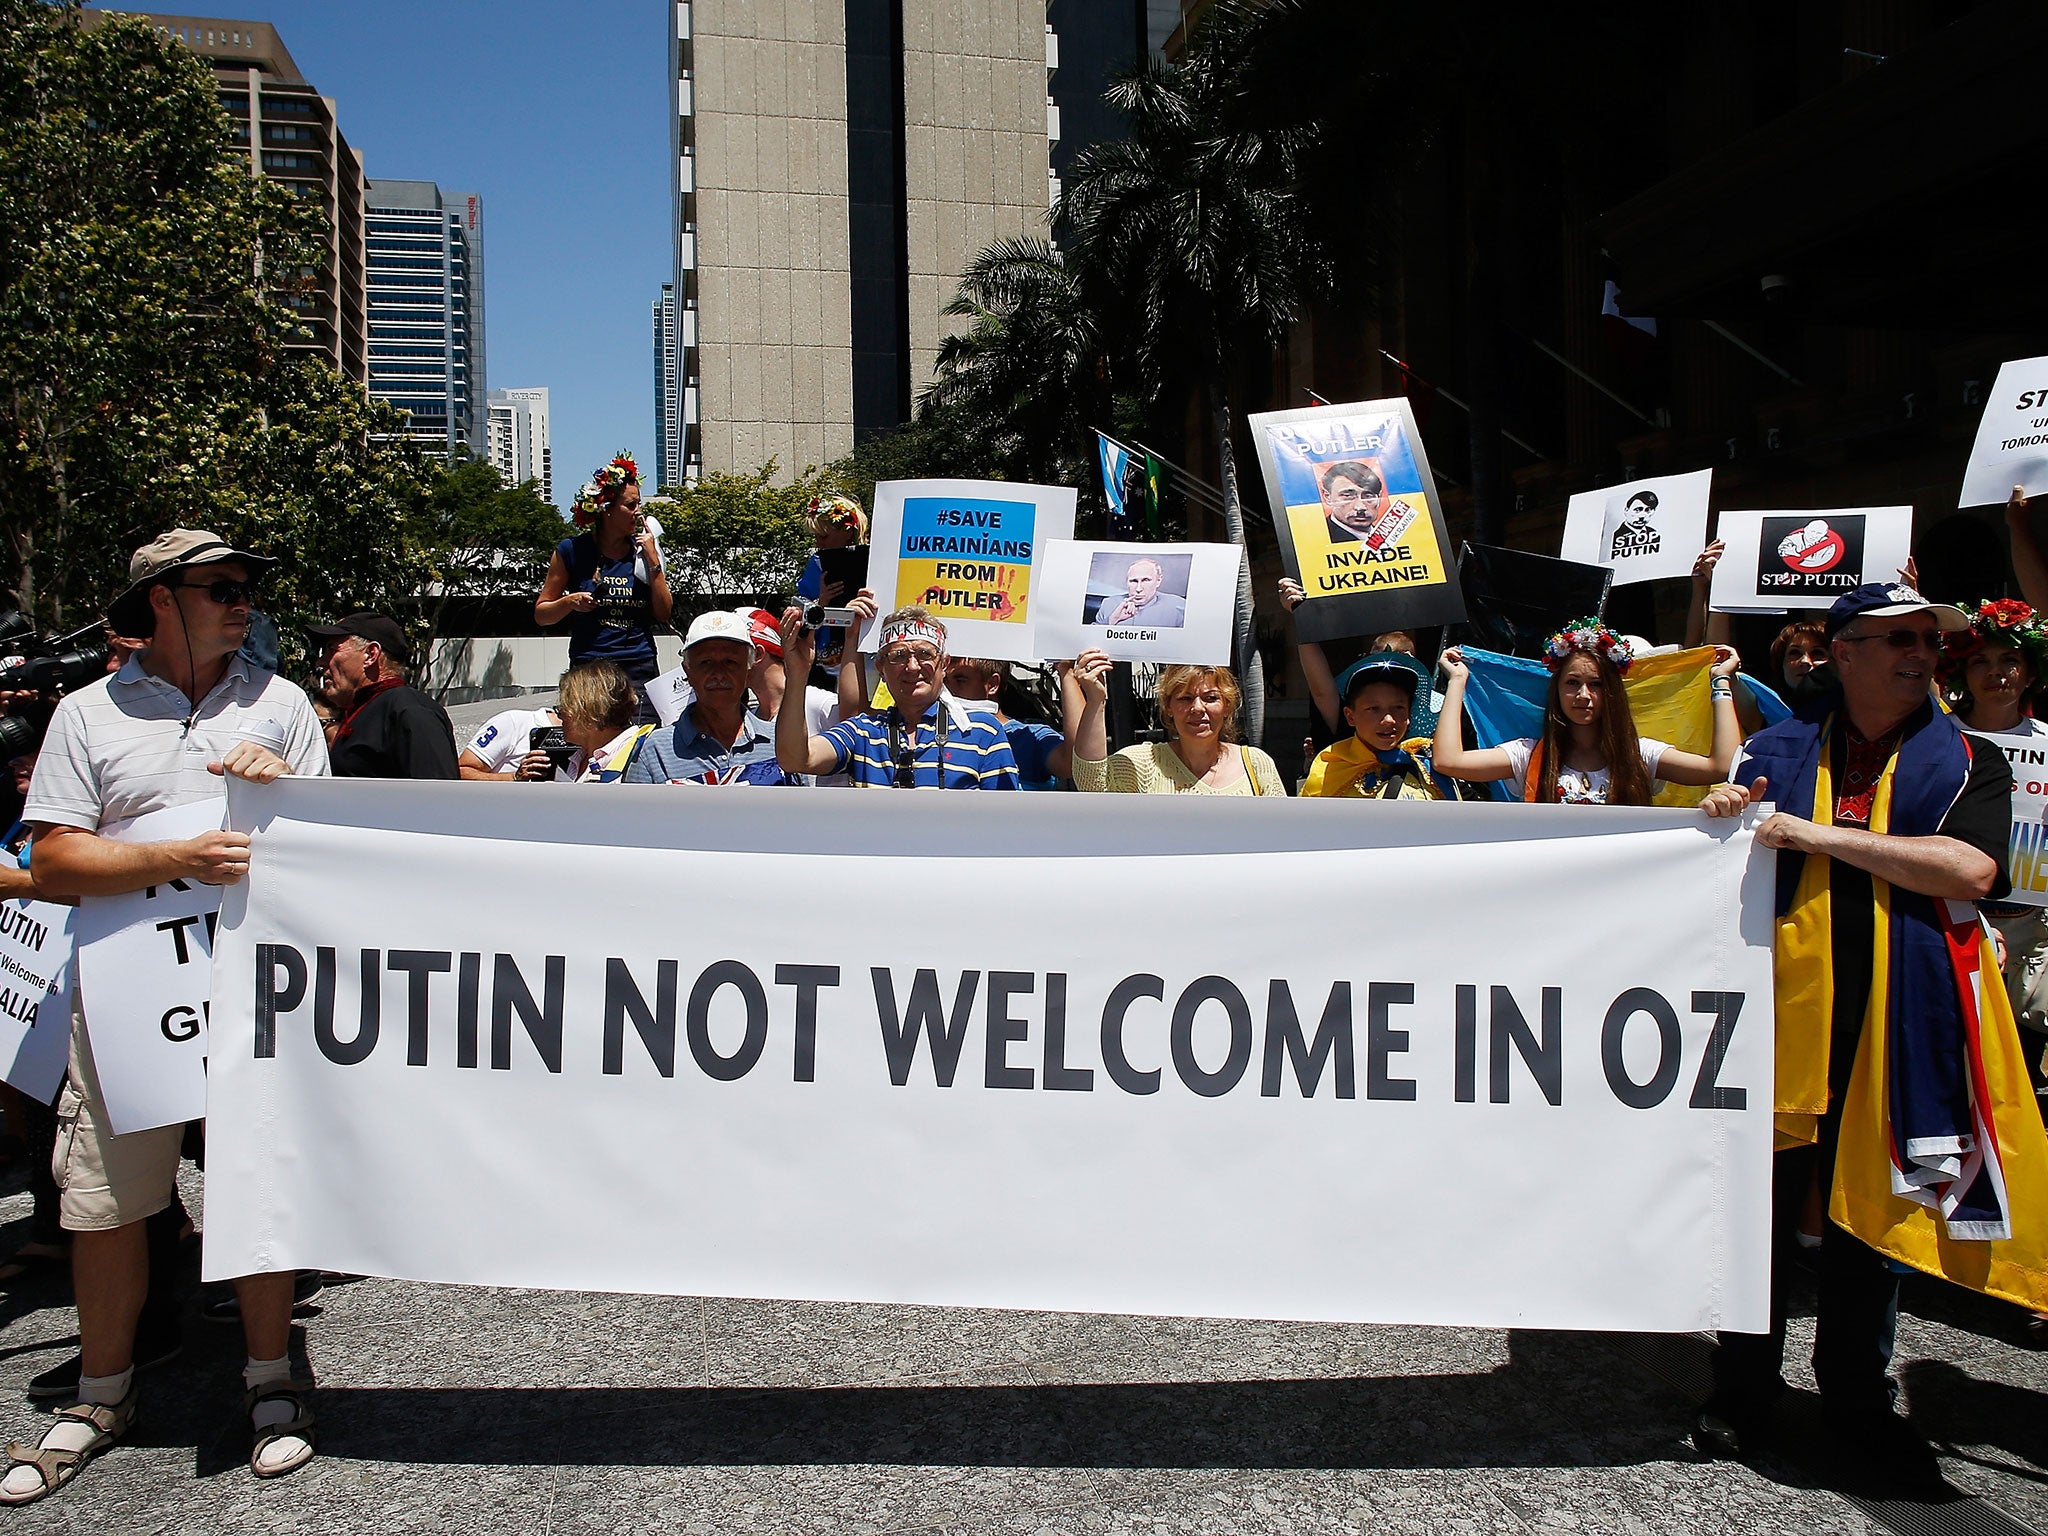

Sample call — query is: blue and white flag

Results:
[1097,432,1135,538]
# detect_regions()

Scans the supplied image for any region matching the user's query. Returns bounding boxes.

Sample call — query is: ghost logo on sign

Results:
[1758,514,1866,595]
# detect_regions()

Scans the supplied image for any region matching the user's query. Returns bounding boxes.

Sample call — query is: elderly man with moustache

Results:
[626,611,800,786]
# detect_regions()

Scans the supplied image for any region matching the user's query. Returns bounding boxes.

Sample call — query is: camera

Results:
[528,724,574,777]
[0,693,59,761]
[0,616,111,695]
[801,604,859,631]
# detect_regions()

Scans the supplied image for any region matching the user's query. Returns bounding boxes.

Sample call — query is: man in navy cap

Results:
[1697,582,2048,1495]
[305,613,458,780]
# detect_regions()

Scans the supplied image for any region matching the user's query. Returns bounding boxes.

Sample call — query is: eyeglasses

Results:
[881,646,941,668]
[1838,628,1938,651]
[174,579,256,605]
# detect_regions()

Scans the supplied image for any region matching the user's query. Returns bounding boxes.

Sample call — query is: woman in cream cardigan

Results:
[1062,649,1285,795]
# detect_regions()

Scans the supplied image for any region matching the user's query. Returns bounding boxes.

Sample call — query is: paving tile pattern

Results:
[0,1166,2042,1534]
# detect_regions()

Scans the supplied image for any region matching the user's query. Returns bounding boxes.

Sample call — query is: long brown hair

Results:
[1536,650,1650,806]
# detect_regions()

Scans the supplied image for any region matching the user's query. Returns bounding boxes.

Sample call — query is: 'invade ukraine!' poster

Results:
[1249,398,1466,643]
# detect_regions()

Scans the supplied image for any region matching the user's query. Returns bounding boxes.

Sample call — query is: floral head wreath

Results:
[571,451,641,527]
[1940,598,2048,691]
[1542,617,1633,674]
[807,492,868,539]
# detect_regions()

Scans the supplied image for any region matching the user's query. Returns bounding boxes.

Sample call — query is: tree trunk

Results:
[1209,376,1265,747]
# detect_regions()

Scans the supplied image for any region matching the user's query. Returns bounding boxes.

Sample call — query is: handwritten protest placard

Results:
[0,898,75,1103]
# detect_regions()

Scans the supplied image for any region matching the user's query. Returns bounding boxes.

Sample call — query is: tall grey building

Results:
[664,1,1059,484]
[365,180,486,458]
[653,284,682,490]
[95,12,368,381]
[486,387,553,506]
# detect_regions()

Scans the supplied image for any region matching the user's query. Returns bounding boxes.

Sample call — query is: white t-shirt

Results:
[462,708,559,774]
[1501,735,1672,806]
[26,654,329,832]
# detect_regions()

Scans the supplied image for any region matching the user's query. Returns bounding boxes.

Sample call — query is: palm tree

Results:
[918,237,1105,489]
[1056,1,1332,744]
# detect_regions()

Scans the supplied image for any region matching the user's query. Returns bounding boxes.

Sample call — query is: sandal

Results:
[246,1377,317,1479]
[0,1384,139,1506]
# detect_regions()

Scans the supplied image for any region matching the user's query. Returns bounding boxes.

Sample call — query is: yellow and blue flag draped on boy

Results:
[1457,646,1789,806]
[1303,736,1463,799]
[1740,704,2048,1311]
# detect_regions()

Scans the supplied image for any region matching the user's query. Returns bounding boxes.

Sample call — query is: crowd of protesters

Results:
[0,451,2044,1507]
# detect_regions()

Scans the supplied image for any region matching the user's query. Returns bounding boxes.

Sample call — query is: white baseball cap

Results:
[682,610,757,656]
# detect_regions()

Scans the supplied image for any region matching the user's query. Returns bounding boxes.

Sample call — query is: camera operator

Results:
[0,531,328,1505]
[556,662,655,781]
[458,700,563,782]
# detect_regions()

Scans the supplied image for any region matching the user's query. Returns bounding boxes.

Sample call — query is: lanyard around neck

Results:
[885,706,951,787]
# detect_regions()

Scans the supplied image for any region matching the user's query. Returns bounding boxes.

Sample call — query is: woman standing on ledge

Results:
[1062,650,1285,796]
[535,452,672,716]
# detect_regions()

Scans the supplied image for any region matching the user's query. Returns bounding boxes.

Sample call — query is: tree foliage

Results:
[0,1,435,659]
[652,461,824,612]
[408,454,567,670]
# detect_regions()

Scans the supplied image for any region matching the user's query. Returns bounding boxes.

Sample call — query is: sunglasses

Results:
[174,579,257,605]
[1838,628,1937,650]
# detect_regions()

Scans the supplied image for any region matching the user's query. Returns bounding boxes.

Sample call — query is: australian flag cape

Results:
[1740,701,2048,1310]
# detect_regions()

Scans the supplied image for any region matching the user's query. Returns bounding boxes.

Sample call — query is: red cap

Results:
[742,607,783,658]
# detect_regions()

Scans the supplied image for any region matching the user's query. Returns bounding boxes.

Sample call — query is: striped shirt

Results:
[25,653,329,833]
[820,706,1020,790]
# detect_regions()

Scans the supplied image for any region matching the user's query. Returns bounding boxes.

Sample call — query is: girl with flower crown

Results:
[535,452,672,715]
[1431,620,1742,805]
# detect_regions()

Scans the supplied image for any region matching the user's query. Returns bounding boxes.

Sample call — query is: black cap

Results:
[1822,583,1968,640]
[306,612,410,666]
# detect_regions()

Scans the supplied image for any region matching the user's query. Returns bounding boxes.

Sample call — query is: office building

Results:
[654,284,682,490]
[486,387,553,506]
[365,180,486,458]
[665,2,1059,483]
[98,12,367,380]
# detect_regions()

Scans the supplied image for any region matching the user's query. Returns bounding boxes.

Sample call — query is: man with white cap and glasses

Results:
[626,611,800,786]
[1,530,328,1503]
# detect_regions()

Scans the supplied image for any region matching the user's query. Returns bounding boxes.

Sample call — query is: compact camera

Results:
[801,604,859,631]
[528,725,575,776]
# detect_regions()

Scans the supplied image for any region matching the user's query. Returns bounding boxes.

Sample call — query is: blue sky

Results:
[232,0,673,508]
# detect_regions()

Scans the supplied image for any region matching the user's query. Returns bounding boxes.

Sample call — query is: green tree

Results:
[408,455,567,689]
[920,237,1107,488]
[1058,0,1335,744]
[0,0,428,664]
[653,461,823,614]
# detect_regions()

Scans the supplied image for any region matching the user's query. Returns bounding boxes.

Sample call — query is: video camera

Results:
[0,614,111,697]
[801,604,859,631]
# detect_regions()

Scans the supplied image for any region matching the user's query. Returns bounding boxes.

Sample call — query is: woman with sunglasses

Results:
[1061,650,1285,796]
[1433,620,1741,805]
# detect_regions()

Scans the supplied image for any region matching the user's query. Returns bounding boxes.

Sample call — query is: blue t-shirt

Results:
[557,534,655,669]
[1005,718,1065,790]
[623,706,801,786]
[820,707,1020,789]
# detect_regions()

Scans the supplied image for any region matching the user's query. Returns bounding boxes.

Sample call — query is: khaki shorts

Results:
[52,1000,185,1233]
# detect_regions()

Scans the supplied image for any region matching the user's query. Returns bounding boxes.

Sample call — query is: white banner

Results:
[858,479,1076,663]
[0,898,75,1103]
[1032,540,1241,664]
[1708,506,1914,612]
[205,782,1774,1332]
[1960,356,2048,508]
[1984,730,2048,907]
[1560,469,1712,587]
[74,801,224,1133]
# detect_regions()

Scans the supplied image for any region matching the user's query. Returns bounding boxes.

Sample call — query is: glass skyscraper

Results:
[364,180,485,458]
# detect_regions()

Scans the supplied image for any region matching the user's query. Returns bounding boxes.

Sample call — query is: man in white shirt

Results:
[458,703,562,781]
[1,531,328,1505]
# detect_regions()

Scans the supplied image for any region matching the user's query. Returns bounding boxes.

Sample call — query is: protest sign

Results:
[1984,729,2048,907]
[1032,540,1240,664]
[1451,544,1612,657]
[859,479,1076,664]
[1960,356,2048,508]
[1560,470,1713,587]
[74,800,225,1133]
[0,898,75,1103]
[1248,398,1465,643]
[645,664,690,727]
[207,778,1772,1333]
[1708,507,1913,611]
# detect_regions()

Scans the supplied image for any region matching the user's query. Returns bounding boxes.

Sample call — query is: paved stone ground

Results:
[0,1165,2042,1535]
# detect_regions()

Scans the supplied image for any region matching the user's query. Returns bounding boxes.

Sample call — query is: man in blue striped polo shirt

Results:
[775,599,1020,789]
